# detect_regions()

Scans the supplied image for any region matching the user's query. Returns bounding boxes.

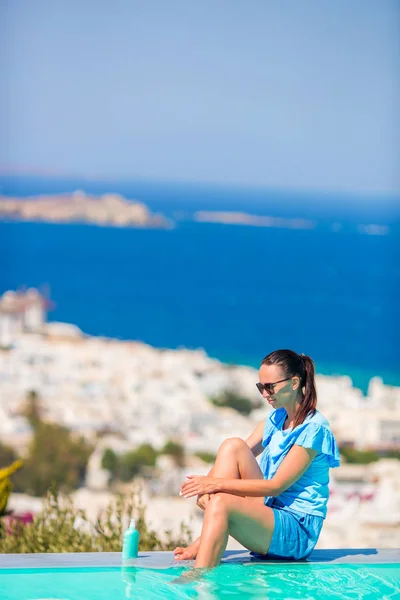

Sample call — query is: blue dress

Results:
[258,408,340,560]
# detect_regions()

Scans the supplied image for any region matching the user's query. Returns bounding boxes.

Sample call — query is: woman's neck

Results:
[285,398,302,425]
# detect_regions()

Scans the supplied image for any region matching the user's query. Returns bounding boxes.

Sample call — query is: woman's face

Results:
[258,363,299,409]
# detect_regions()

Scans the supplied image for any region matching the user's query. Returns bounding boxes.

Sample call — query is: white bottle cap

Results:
[129,519,136,529]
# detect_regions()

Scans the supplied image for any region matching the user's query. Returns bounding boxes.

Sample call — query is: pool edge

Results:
[1,548,399,569]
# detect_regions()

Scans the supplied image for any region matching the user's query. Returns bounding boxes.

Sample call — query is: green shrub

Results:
[340,446,400,464]
[211,390,254,416]
[13,422,93,496]
[0,486,192,553]
[194,451,216,464]
[384,450,400,460]
[339,447,379,464]
[0,442,19,468]
[160,441,185,467]
[101,444,159,482]
[101,448,119,475]
[7,390,93,497]
[23,389,42,428]
[118,445,158,482]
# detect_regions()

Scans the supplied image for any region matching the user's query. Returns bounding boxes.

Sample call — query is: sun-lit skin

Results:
[258,363,302,429]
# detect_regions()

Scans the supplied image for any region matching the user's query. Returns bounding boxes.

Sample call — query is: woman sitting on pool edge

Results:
[174,349,340,569]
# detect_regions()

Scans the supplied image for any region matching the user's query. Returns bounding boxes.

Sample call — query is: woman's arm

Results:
[245,419,266,457]
[181,444,318,498]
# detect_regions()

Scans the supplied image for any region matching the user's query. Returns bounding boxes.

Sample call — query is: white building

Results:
[0,288,48,348]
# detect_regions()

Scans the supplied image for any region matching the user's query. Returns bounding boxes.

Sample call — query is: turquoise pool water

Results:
[1,564,399,600]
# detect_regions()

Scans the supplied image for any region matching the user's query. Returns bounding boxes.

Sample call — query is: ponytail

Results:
[261,349,317,428]
[292,354,317,428]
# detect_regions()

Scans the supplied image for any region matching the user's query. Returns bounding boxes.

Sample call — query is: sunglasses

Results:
[256,377,292,396]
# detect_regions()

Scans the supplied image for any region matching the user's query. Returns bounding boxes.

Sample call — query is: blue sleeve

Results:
[294,423,341,468]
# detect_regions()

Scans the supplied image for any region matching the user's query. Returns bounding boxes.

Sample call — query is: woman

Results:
[174,349,340,569]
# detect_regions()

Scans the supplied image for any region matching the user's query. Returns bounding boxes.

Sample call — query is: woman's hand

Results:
[196,493,211,510]
[180,475,222,498]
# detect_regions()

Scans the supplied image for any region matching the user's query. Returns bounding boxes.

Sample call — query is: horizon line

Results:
[0,165,399,201]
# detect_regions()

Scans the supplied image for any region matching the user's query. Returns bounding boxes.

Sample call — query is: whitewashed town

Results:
[1,288,399,550]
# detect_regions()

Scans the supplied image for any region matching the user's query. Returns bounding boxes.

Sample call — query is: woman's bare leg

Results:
[209,437,264,480]
[174,438,264,560]
[194,493,274,569]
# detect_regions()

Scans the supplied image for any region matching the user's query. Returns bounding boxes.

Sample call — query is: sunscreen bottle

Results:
[122,519,140,561]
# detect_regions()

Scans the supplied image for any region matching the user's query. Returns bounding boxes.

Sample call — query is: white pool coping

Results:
[0,548,399,569]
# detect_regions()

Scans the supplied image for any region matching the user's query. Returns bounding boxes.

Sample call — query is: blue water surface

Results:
[1,564,400,600]
[1,176,399,391]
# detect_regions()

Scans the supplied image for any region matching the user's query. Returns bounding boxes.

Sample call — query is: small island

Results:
[0,191,174,229]
[194,210,315,230]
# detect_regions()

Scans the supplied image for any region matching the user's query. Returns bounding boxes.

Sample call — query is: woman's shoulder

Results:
[294,410,340,467]
[303,409,331,430]
[268,408,331,428]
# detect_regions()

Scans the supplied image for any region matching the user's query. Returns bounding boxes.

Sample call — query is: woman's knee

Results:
[207,493,230,517]
[218,437,247,455]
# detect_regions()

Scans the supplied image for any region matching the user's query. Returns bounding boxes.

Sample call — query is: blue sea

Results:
[1,176,399,392]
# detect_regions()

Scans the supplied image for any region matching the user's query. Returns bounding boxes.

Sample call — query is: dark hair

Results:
[261,349,317,428]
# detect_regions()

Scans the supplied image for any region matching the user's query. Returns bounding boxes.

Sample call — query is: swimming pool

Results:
[1,551,399,600]
[2,564,400,600]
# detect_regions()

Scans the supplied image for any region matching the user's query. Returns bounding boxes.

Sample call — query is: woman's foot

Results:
[173,537,201,561]
[170,567,210,585]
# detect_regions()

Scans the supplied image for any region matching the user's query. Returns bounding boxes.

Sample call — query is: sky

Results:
[1,0,399,194]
